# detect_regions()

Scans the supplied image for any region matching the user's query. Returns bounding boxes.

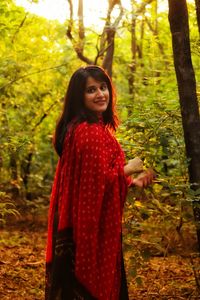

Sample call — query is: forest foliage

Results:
[0,0,200,288]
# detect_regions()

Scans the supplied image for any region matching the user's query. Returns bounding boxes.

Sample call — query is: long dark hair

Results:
[54,65,118,156]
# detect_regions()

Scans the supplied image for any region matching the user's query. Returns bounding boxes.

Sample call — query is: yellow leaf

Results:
[134,200,143,208]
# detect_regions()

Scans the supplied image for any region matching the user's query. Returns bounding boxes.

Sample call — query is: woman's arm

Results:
[124,157,143,176]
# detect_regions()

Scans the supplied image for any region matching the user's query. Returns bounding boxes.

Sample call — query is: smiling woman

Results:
[44,64,154,300]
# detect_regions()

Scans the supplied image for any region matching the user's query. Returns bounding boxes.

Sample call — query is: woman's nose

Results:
[97,88,104,96]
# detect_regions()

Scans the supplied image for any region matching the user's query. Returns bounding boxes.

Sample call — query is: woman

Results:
[45,65,154,300]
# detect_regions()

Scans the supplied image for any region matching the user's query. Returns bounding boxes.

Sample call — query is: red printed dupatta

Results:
[46,120,128,299]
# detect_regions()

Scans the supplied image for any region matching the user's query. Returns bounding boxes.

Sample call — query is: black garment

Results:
[45,211,129,300]
[45,228,96,300]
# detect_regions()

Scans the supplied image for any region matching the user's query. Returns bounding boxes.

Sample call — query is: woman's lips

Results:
[95,100,106,104]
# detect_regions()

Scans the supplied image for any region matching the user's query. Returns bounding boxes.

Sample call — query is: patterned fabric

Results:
[46,120,129,299]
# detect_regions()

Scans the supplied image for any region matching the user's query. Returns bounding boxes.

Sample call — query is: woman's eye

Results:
[86,87,96,93]
[86,84,107,93]
[101,85,107,91]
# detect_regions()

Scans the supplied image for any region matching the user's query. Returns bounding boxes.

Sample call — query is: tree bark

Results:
[21,152,33,199]
[100,0,123,77]
[128,1,136,96]
[168,0,200,249]
[10,153,20,197]
[66,0,93,64]
[145,15,169,71]
[138,18,144,60]
[128,0,155,93]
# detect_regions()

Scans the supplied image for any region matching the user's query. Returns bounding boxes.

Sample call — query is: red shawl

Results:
[46,120,129,299]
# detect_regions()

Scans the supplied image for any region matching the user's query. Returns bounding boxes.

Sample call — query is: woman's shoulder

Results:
[74,121,105,138]
[73,121,107,150]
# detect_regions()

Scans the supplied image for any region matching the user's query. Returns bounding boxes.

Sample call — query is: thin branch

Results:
[113,2,124,28]
[78,0,85,42]
[32,101,57,131]
[12,12,28,43]
[94,38,113,64]
[145,16,169,70]
[136,0,155,15]
[0,63,68,91]
[66,0,74,41]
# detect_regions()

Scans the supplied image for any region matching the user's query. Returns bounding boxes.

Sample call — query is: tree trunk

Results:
[101,0,123,77]
[21,152,33,199]
[128,1,136,96]
[10,153,20,197]
[168,0,200,250]
[66,0,93,65]
[138,18,144,60]
[145,4,169,72]
[102,30,115,77]
[195,0,200,35]
[128,0,155,95]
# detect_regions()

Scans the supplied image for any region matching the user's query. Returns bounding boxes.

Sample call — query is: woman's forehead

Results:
[86,76,106,86]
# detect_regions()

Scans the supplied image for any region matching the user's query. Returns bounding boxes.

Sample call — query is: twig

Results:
[25,260,44,266]
[0,63,68,91]
[12,12,28,43]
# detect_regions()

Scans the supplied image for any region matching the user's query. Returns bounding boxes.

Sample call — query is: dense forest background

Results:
[0,0,200,299]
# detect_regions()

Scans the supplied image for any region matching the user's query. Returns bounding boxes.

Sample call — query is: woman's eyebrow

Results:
[86,82,107,87]
[85,85,96,89]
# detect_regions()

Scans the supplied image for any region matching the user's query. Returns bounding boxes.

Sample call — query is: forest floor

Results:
[0,205,200,300]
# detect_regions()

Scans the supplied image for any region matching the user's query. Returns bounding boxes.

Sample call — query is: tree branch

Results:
[32,101,57,131]
[66,0,93,65]
[0,63,68,91]
[12,12,28,43]
[98,0,124,76]
[136,0,154,15]
[66,0,74,40]
[145,16,169,70]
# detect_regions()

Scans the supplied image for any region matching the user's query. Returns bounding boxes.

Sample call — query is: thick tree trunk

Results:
[102,30,115,77]
[168,0,200,249]
[101,0,123,77]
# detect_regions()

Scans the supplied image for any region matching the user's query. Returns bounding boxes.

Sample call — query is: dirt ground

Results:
[0,213,200,300]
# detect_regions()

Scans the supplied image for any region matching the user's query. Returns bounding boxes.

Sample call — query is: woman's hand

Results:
[132,169,155,188]
[124,157,143,176]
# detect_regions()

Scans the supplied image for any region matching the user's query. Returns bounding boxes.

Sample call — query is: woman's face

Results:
[84,76,110,114]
